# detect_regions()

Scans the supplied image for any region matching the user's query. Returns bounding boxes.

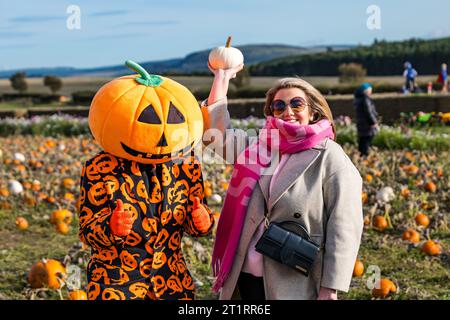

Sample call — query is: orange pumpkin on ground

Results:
[372,278,397,298]
[402,229,420,244]
[28,259,66,289]
[15,217,29,230]
[51,209,73,225]
[424,181,437,193]
[69,290,88,300]
[373,215,388,231]
[352,259,364,277]
[421,240,441,256]
[415,213,430,228]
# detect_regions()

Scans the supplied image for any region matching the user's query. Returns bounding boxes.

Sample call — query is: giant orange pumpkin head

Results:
[89,60,203,164]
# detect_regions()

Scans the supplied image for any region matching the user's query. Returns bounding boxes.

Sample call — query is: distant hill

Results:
[0,44,352,78]
[249,37,450,76]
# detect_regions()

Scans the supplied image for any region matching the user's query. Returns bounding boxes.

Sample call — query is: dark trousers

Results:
[358,135,374,156]
[237,272,266,300]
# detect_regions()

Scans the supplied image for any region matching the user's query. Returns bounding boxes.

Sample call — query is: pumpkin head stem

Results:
[126,60,151,80]
[225,36,232,48]
[125,60,163,87]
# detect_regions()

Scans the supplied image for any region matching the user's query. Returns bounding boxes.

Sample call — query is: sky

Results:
[1,0,449,70]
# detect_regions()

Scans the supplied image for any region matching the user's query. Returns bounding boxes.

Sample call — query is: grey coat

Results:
[202,98,364,300]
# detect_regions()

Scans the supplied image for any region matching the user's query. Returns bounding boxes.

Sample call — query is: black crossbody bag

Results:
[255,201,323,277]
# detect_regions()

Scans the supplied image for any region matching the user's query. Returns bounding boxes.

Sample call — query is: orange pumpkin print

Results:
[87,181,108,206]
[120,173,138,203]
[182,162,201,183]
[87,282,101,300]
[130,161,142,176]
[139,258,153,278]
[152,251,167,269]
[124,230,142,247]
[160,209,173,226]
[189,182,203,203]
[136,180,149,200]
[92,246,118,264]
[120,251,139,271]
[161,164,172,186]
[168,230,181,250]
[102,288,126,300]
[129,282,149,299]
[86,154,118,180]
[154,229,169,249]
[149,176,163,203]
[167,275,183,294]
[181,273,194,290]
[172,165,180,178]
[151,275,167,298]
[104,175,120,195]
[168,180,189,205]
[167,253,179,274]
[172,205,186,225]
[90,266,109,284]
[176,259,187,274]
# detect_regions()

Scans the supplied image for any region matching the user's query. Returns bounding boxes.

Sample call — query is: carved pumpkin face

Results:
[89,60,203,164]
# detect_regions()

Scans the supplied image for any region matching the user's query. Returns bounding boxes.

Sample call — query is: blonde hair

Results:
[264,77,336,139]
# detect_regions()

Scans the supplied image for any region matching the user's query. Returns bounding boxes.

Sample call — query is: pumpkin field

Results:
[0,117,449,300]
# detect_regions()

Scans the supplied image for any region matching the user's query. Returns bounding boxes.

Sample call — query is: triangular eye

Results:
[167,102,185,124]
[138,104,161,124]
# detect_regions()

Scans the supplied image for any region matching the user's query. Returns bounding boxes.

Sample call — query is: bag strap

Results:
[263,197,270,229]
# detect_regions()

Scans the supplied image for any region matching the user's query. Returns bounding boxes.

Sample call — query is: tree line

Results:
[9,73,63,94]
[249,37,450,76]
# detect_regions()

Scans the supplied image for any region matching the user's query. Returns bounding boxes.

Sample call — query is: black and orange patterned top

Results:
[78,151,214,300]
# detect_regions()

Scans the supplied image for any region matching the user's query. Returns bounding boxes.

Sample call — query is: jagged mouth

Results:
[120,141,194,160]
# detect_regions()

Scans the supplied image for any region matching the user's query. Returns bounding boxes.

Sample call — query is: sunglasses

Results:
[270,97,308,116]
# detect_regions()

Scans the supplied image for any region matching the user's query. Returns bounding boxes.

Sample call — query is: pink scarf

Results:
[211,117,335,292]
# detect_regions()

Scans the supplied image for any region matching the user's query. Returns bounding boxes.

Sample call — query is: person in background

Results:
[354,83,379,157]
[437,63,448,93]
[403,61,418,93]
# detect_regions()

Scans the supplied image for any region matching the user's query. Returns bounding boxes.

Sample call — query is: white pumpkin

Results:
[376,186,395,203]
[210,194,222,204]
[208,36,244,70]
[13,152,26,162]
[8,180,24,195]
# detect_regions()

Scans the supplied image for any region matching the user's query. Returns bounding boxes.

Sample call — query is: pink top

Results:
[241,153,290,277]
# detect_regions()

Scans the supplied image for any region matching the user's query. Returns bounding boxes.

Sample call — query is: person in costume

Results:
[78,60,214,300]
[202,66,363,300]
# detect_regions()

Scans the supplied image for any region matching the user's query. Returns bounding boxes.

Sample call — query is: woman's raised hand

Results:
[208,62,244,80]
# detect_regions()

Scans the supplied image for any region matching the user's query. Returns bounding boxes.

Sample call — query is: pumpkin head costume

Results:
[78,60,214,300]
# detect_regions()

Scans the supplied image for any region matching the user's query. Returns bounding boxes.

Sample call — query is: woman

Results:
[353,83,379,157]
[201,65,363,300]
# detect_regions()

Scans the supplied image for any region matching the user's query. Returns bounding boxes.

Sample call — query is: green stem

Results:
[125,60,151,80]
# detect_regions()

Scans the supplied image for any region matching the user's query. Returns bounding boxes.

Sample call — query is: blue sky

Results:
[1,0,449,70]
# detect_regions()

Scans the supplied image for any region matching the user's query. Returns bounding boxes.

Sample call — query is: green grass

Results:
[341,229,450,300]
[0,205,82,300]
[1,204,448,300]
